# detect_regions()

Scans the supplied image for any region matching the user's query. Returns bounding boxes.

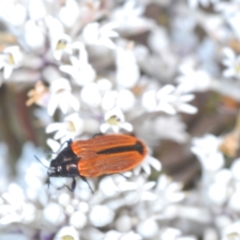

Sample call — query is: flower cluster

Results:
[1,0,240,239]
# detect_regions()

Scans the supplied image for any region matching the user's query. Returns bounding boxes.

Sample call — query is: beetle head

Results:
[48,146,79,178]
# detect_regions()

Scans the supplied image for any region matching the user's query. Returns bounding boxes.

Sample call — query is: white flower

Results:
[43,202,65,225]
[52,33,72,61]
[160,227,197,240]
[208,182,228,206]
[0,184,37,225]
[0,1,26,26]
[24,20,46,50]
[47,78,80,116]
[228,189,240,212]
[136,218,159,239]
[45,13,72,60]
[100,107,133,133]
[60,42,96,86]
[58,0,80,27]
[176,64,211,92]
[69,211,87,229]
[110,0,154,35]
[142,84,197,115]
[191,134,224,171]
[133,154,161,176]
[115,214,132,232]
[53,226,79,240]
[0,46,23,79]
[155,175,185,204]
[152,116,188,143]
[46,113,84,142]
[123,176,157,203]
[89,205,115,227]
[46,138,61,153]
[207,170,232,207]
[81,82,102,108]
[142,85,176,114]
[221,221,240,240]
[116,45,140,88]
[101,89,136,112]
[173,85,198,114]
[28,0,46,20]
[98,174,147,199]
[82,22,118,49]
[222,48,240,79]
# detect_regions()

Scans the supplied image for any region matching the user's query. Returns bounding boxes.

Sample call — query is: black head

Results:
[47,145,80,178]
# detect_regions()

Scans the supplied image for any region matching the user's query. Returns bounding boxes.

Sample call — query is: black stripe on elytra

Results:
[97,141,144,155]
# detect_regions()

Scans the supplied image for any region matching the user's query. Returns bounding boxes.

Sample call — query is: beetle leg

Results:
[118,173,130,180]
[80,176,94,193]
[92,132,104,138]
[46,177,51,188]
[57,177,76,192]
[70,177,76,192]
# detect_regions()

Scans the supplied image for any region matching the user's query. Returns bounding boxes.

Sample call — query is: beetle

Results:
[46,134,148,192]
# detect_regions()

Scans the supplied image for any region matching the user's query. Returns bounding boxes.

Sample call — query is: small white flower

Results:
[0,46,23,79]
[208,182,228,206]
[58,0,80,27]
[53,226,80,240]
[82,22,119,49]
[46,113,84,142]
[222,48,240,79]
[191,134,224,171]
[173,87,198,114]
[155,175,185,204]
[115,214,132,232]
[152,116,188,143]
[60,42,96,86]
[116,45,140,88]
[124,176,157,203]
[160,228,181,240]
[136,218,159,239]
[101,89,136,112]
[43,202,65,225]
[142,84,197,115]
[24,20,45,50]
[142,85,175,114]
[47,78,80,116]
[81,82,102,108]
[89,205,115,227]
[176,64,211,92]
[110,0,154,35]
[46,138,61,153]
[134,154,161,176]
[221,221,240,240]
[228,189,240,212]
[28,0,46,20]
[69,211,87,229]
[100,107,133,133]
[52,33,72,61]
[0,1,26,26]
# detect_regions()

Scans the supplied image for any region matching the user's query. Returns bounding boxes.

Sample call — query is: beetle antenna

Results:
[34,155,49,169]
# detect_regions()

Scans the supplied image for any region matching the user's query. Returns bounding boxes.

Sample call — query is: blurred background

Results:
[1,0,240,240]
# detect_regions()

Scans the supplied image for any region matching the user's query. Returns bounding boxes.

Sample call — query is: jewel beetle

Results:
[45,134,147,192]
